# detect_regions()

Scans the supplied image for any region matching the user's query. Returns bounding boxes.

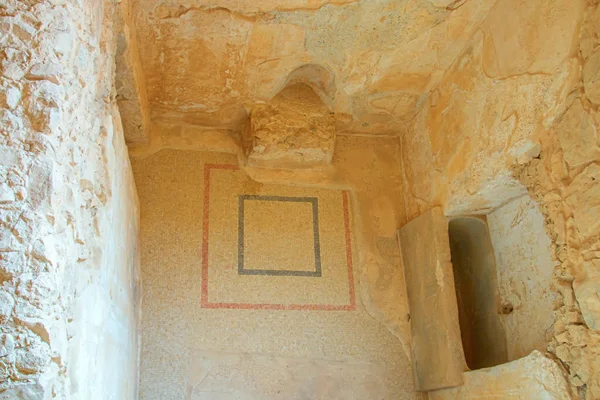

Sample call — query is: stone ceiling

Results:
[126,0,497,139]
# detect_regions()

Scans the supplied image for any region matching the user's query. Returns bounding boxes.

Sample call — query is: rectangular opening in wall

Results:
[448,194,556,370]
[448,216,508,370]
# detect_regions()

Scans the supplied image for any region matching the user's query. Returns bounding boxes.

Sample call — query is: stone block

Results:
[428,351,575,400]
[584,49,600,105]
[244,84,335,169]
[398,207,465,391]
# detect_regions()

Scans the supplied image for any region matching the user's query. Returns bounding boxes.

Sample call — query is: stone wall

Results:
[131,0,497,137]
[401,0,599,397]
[0,1,140,399]
[487,196,557,362]
[401,0,585,218]
[114,0,151,144]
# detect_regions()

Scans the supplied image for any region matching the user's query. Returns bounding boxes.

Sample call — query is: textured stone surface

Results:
[428,351,575,400]
[583,49,600,105]
[402,0,585,218]
[244,84,335,168]
[510,3,600,397]
[3,0,598,398]
[128,0,497,141]
[114,0,152,144]
[0,1,140,399]
[554,99,600,168]
[487,196,557,361]
[401,0,599,397]
[398,207,464,391]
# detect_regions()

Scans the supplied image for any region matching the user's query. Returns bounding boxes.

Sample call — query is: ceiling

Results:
[129,0,496,136]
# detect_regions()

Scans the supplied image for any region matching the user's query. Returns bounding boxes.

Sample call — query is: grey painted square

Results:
[237,195,322,277]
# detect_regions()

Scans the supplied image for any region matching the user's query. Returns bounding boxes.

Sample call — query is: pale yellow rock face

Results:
[244,84,335,168]
[115,0,152,144]
[131,0,497,137]
[401,0,600,397]
[402,0,586,218]
[0,0,140,399]
[429,351,575,400]
[398,207,465,391]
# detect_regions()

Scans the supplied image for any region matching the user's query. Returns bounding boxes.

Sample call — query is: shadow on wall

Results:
[275,63,336,109]
[448,217,508,370]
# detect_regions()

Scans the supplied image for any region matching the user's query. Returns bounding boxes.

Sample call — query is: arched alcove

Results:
[278,64,336,108]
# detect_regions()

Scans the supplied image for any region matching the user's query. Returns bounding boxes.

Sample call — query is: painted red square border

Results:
[201,163,357,311]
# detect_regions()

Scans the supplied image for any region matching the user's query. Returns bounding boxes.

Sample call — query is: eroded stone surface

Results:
[0,1,140,399]
[115,0,152,144]
[398,207,465,391]
[3,0,599,398]
[428,351,575,400]
[131,0,497,138]
[487,196,557,361]
[244,84,335,168]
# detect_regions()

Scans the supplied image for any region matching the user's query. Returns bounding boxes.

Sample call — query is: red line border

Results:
[201,163,356,311]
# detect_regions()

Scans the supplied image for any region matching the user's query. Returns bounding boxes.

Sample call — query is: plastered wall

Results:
[0,1,140,398]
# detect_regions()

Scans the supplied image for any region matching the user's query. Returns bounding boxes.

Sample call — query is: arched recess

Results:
[277,63,336,108]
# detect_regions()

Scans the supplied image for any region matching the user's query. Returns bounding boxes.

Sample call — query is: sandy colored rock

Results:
[487,196,557,361]
[583,49,600,105]
[555,99,600,168]
[115,0,152,144]
[398,207,464,391]
[482,0,584,78]
[125,0,495,139]
[244,84,335,168]
[0,1,140,399]
[428,351,575,400]
[400,0,599,396]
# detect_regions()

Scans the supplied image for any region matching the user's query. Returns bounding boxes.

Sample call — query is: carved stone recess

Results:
[243,83,336,169]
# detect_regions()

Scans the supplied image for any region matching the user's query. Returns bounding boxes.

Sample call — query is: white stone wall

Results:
[0,1,140,399]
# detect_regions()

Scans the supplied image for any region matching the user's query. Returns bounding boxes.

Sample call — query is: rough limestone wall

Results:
[487,196,557,362]
[512,1,600,396]
[0,1,140,399]
[401,0,599,397]
[401,0,585,218]
[114,0,151,145]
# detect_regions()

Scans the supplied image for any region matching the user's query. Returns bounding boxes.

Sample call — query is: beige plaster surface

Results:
[206,166,352,307]
[0,1,141,398]
[400,0,599,396]
[243,200,314,273]
[132,149,420,399]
